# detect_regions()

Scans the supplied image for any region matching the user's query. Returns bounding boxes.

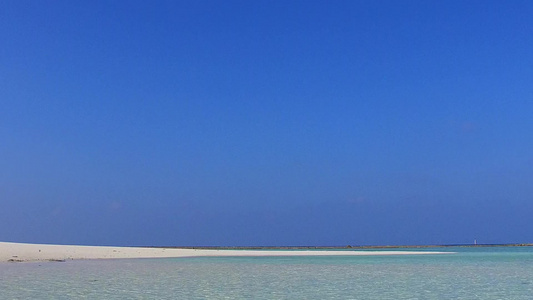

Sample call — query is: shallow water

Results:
[1,247,532,299]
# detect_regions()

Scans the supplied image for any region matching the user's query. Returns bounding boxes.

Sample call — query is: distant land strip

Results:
[149,243,533,250]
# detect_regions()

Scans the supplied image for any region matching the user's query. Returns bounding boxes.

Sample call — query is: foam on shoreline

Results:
[0,242,452,262]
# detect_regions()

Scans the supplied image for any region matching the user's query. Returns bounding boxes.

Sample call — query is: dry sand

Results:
[0,242,451,262]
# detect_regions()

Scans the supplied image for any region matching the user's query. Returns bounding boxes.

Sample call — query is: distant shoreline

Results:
[150,243,533,250]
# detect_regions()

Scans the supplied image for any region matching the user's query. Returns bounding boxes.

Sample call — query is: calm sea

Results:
[1,247,532,299]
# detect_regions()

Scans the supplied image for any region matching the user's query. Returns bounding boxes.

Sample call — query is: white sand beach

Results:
[0,242,451,262]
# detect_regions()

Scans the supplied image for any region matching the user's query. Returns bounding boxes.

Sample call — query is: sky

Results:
[1,0,532,247]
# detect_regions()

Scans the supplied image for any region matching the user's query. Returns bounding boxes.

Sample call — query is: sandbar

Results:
[0,242,452,263]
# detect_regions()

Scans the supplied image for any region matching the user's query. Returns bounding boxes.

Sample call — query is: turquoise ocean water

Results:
[1,247,532,299]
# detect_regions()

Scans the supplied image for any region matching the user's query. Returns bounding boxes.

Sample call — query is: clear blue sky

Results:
[1,0,532,246]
